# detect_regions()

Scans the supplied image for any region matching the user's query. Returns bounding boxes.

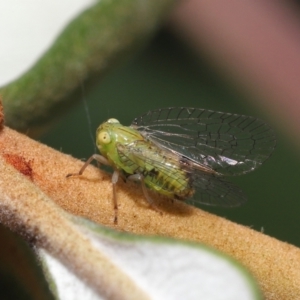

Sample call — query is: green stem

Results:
[0,0,176,136]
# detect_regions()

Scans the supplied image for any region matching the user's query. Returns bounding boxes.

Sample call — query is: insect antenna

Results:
[79,78,97,155]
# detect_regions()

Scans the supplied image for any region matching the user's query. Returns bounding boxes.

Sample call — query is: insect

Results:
[67,107,276,223]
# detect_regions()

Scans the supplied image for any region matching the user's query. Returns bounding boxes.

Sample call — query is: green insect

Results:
[67,107,276,223]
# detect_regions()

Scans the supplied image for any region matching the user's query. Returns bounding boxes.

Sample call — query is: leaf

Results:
[0,125,299,299]
[39,217,262,300]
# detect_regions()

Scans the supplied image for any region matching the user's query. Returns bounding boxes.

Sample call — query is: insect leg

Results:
[67,155,120,224]
[111,170,119,224]
[127,174,162,215]
[66,154,110,177]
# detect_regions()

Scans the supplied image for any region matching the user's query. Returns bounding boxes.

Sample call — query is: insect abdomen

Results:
[143,158,194,199]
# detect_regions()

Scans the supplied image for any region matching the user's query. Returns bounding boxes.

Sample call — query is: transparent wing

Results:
[188,170,246,207]
[131,107,276,176]
[117,141,246,207]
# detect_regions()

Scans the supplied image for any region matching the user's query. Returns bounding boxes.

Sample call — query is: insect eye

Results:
[107,118,119,124]
[98,131,111,144]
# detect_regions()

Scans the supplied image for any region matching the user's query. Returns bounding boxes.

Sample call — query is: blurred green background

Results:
[41,30,300,248]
